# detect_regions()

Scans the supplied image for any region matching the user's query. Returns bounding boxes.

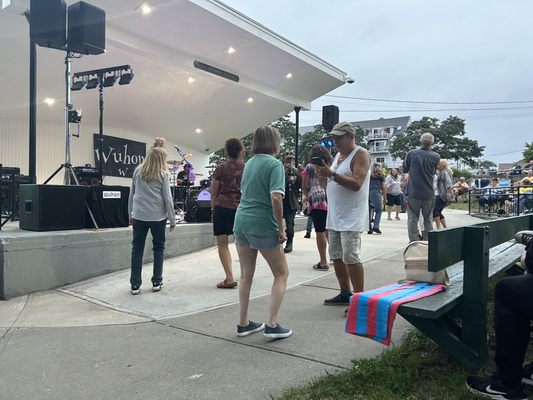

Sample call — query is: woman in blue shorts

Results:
[233,126,292,339]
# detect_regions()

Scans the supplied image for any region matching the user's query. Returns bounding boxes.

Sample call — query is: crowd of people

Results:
[125,127,531,355]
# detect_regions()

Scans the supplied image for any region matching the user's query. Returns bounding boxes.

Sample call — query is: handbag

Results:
[403,241,449,285]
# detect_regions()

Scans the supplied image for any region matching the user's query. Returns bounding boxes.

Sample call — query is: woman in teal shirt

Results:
[233,126,293,339]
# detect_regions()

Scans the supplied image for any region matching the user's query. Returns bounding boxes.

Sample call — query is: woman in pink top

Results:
[211,138,245,289]
[302,145,332,270]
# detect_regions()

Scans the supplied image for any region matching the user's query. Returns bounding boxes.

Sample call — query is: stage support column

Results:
[26,12,37,184]
[294,106,301,166]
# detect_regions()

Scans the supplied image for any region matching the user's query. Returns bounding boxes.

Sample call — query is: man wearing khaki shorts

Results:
[317,122,371,306]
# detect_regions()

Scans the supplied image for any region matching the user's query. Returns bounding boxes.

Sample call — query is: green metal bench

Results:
[398,214,533,370]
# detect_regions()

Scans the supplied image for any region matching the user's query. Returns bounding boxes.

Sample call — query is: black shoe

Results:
[304,232,311,239]
[373,227,382,234]
[515,230,533,246]
[284,243,293,253]
[152,282,163,292]
[324,293,351,306]
[466,375,526,400]
[367,230,373,234]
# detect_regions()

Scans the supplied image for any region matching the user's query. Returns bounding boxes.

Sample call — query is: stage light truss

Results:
[71,64,133,91]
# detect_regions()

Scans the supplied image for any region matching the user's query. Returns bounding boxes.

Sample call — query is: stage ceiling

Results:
[0,0,346,154]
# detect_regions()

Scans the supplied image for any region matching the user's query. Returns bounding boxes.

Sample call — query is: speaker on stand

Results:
[67,1,106,55]
[30,0,67,50]
[322,105,339,132]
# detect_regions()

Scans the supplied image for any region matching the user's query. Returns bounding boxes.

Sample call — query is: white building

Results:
[354,116,411,167]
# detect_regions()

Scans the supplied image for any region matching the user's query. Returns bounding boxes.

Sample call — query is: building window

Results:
[376,157,385,163]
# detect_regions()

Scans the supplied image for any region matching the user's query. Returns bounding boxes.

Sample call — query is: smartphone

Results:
[311,156,324,166]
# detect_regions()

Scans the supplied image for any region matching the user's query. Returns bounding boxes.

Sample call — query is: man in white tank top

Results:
[317,122,371,306]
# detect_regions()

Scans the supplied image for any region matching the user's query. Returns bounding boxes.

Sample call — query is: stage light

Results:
[71,77,86,91]
[285,72,293,79]
[195,128,202,134]
[227,46,236,55]
[187,77,195,84]
[86,76,100,89]
[102,73,117,87]
[247,97,254,104]
[119,70,134,85]
[43,97,56,106]
[137,1,152,15]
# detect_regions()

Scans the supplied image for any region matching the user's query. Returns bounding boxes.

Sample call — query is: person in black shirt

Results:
[467,231,533,400]
[282,151,301,253]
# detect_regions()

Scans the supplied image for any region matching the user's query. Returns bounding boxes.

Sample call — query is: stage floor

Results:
[0,216,309,299]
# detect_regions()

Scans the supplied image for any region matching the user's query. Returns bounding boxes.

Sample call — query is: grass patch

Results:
[277,330,482,400]
[278,287,533,400]
[447,201,470,211]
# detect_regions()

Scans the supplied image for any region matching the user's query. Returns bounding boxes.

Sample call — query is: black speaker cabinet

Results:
[67,1,106,55]
[30,0,67,50]
[19,185,86,231]
[85,186,129,228]
[322,105,340,132]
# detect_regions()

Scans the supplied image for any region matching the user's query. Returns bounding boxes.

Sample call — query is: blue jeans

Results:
[306,215,313,233]
[130,219,167,288]
[369,189,383,229]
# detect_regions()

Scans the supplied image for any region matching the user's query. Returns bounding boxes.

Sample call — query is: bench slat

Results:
[428,215,533,272]
[398,242,525,319]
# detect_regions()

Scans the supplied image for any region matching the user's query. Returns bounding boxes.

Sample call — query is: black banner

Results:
[93,134,146,178]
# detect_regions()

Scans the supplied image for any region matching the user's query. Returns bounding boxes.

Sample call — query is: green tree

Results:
[523,142,533,162]
[389,116,484,167]
[353,125,368,150]
[271,116,296,158]
[208,132,253,165]
[479,159,497,169]
[389,117,439,161]
[298,124,327,165]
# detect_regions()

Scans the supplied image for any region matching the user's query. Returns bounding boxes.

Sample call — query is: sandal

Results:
[312,262,329,271]
[217,279,238,289]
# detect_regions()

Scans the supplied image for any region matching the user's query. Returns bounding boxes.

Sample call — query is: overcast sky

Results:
[223,0,533,165]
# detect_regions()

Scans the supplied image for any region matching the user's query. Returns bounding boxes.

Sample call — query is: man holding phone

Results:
[316,122,371,306]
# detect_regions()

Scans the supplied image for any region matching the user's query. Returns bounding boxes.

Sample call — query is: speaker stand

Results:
[43,53,99,229]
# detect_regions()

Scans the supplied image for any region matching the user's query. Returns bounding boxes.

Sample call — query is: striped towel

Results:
[345,282,446,345]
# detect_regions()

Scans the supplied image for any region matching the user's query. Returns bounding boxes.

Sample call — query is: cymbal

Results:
[205,165,217,169]
[195,173,204,177]
[167,160,182,165]
[184,153,193,160]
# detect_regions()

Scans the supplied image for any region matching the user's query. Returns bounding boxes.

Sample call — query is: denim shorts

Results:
[234,232,280,250]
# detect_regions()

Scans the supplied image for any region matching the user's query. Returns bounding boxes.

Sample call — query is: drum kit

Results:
[167,156,218,223]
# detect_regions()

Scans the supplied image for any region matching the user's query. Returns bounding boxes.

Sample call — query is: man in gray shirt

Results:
[402,133,440,242]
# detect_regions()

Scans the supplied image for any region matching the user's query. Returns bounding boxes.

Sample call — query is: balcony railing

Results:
[369,146,389,153]
[367,133,389,140]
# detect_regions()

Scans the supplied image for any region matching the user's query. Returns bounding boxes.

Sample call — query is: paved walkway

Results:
[0,210,479,400]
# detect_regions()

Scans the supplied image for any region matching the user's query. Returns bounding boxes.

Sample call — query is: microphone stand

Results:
[174,147,193,218]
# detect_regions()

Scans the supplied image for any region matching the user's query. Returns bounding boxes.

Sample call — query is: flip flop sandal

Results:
[217,280,238,289]
[312,262,329,271]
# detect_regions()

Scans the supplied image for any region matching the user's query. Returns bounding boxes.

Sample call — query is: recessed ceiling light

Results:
[195,128,202,134]
[43,97,55,106]
[138,2,152,15]
[227,46,236,55]
[247,97,254,104]
[285,73,293,79]
[187,77,195,84]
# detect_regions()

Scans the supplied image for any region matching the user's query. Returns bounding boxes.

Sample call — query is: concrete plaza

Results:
[0,210,478,400]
